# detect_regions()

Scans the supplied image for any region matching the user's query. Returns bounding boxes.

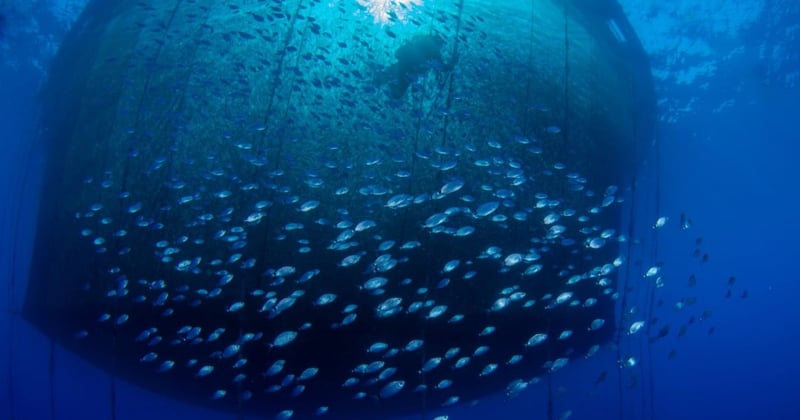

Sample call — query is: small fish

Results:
[455,226,475,237]
[298,200,320,212]
[275,409,293,419]
[503,253,523,267]
[196,365,214,377]
[314,293,337,306]
[404,339,424,352]
[444,347,461,360]
[157,360,174,373]
[545,125,561,134]
[265,360,285,376]
[342,377,359,387]
[506,355,523,365]
[628,321,645,335]
[651,325,670,342]
[378,367,397,381]
[436,379,453,389]
[226,302,244,312]
[473,346,490,356]
[526,333,548,347]
[479,363,498,376]
[222,344,240,358]
[273,331,298,347]
[363,277,388,290]
[680,212,692,230]
[427,305,448,319]
[339,253,363,267]
[491,297,510,312]
[479,326,496,336]
[588,319,605,331]
[367,342,389,353]
[442,259,460,273]
[354,219,377,232]
[440,179,464,195]
[700,309,713,321]
[299,367,319,380]
[454,356,471,369]
[594,370,608,384]
[274,266,297,277]
[379,380,405,398]
[475,201,500,217]
[140,352,158,363]
[421,357,442,372]
[644,266,660,277]
[423,213,448,228]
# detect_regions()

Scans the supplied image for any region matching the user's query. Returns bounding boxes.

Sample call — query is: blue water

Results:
[2,1,799,419]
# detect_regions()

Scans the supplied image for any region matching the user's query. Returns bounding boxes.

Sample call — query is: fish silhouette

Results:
[0,10,6,40]
[380,34,453,98]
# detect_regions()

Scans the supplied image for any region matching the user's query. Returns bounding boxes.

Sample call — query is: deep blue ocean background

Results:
[2,1,799,419]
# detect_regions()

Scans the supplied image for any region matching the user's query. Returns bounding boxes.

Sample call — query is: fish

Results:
[679,212,693,230]
[0,11,6,41]
[594,370,608,384]
[650,325,670,343]
[653,216,668,229]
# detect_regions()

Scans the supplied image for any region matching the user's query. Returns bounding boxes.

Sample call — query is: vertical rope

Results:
[236,223,246,420]
[561,2,570,144]
[5,200,17,420]
[110,332,117,420]
[526,0,536,109]
[545,318,554,420]
[615,171,638,420]
[645,132,662,420]
[547,371,554,420]
[410,211,427,420]
[6,97,45,420]
[437,0,464,149]
[161,3,214,188]
[258,0,305,166]
[6,291,14,420]
[112,2,188,416]
[6,222,17,420]
[419,312,428,420]
[616,42,649,419]
[49,339,56,420]
[236,321,244,420]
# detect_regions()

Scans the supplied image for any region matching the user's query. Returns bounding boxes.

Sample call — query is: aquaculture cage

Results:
[23,0,655,417]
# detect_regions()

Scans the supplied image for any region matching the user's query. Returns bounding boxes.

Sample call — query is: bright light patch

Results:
[357,0,423,24]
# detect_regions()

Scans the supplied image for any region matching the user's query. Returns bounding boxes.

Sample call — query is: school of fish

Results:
[21,0,664,418]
